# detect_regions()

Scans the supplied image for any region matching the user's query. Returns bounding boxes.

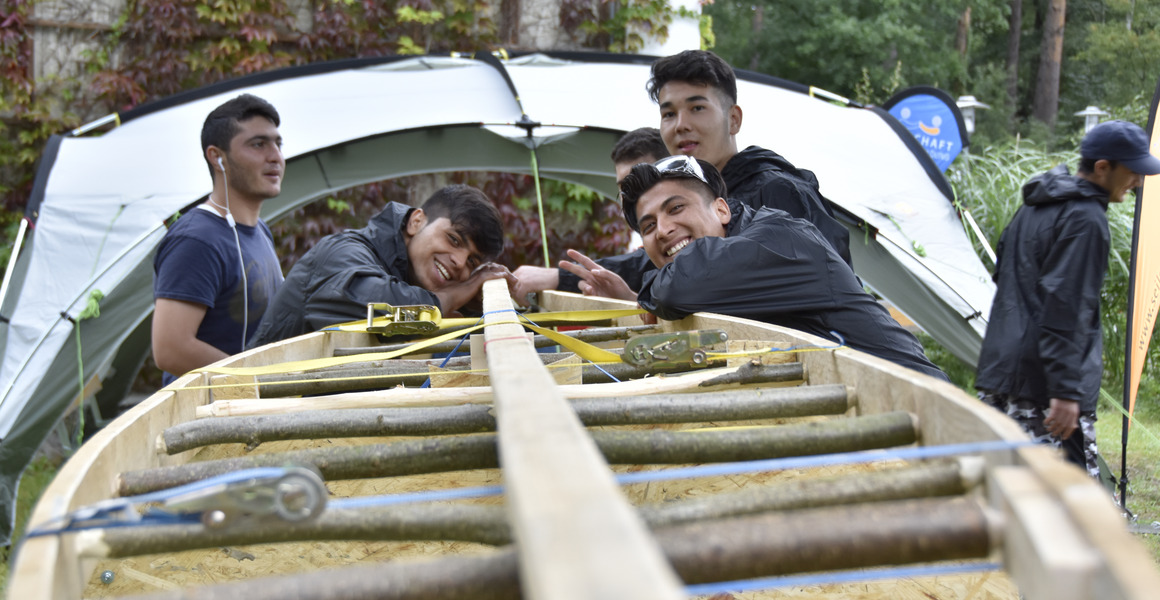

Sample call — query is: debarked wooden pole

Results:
[121,411,915,496]
[113,497,997,600]
[159,384,853,455]
[85,458,977,559]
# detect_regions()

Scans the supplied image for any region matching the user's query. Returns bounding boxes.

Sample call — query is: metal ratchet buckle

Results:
[365,303,442,336]
[621,329,728,368]
[162,466,328,528]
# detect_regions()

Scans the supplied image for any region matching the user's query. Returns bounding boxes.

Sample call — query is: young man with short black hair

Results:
[603,155,945,379]
[250,184,513,346]
[153,94,285,383]
[976,120,1160,477]
[648,50,853,267]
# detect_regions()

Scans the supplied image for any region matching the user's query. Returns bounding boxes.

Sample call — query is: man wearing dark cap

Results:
[976,120,1160,479]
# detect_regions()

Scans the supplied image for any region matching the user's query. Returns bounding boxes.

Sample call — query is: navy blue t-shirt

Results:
[154,206,283,378]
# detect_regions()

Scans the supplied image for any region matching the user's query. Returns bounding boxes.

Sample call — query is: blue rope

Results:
[685,561,1002,596]
[330,485,505,510]
[614,439,1035,486]
[420,317,483,388]
[309,440,1036,511]
[28,441,1035,535]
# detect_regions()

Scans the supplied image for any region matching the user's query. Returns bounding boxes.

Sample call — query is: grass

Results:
[1097,395,1160,560]
[921,333,1160,565]
[0,455,64,597]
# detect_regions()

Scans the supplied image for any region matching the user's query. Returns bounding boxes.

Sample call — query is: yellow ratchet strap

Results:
[201,308,643,377]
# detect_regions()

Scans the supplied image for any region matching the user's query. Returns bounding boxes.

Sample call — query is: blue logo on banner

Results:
[888,95,964,171]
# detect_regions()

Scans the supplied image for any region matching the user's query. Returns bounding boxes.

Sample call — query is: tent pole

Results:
[0,218,30,315]
[961,210,996,264]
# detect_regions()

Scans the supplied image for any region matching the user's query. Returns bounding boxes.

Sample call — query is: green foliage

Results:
[0,454,63,594]
[707,0,1002,100]
[1064,0,1160,117]
[576,0,675,52]
[698,13,715,50]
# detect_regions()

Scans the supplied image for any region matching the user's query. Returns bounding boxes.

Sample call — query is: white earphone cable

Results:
[217,159,248,353]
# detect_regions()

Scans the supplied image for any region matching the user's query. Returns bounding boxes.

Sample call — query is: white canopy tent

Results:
[0,52,993,543]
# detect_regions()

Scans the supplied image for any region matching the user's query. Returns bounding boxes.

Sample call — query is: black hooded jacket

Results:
[636,203,946,380]
[722,145,853,268]
[558,145,851,293]
[975,165,1110,411]
[250,202,439,346]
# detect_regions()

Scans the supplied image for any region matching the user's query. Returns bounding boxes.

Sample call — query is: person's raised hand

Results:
[434,262,517,312]
[558,249,637,302]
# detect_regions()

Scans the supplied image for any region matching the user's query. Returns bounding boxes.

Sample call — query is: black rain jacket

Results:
[722,145,853,268]
[559,145,851,293]
[250,202,438,346]
[975,165,1109,411]
[637,203,946,380]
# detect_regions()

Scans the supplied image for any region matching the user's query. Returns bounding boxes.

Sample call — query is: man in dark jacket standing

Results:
[602,155,945,379]
[976,120,1160,477]
[250,185,512,346]
[648,50,853,268]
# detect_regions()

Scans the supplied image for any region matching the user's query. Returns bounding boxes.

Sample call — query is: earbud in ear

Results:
[217,156,225,171]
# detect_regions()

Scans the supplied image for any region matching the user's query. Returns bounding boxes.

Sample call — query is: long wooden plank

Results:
[481,279,685,600]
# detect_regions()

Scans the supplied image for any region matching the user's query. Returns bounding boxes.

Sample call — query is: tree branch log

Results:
[160,384,851,455]
[117,497,992,600]
[122,412,914,496]
[88,459,972,559]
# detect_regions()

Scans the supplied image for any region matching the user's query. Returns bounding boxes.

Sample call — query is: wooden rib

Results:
[332,324,660,356]
[108,497,996,600]
[478,278,684,600]
[194,361,804,418]
[158,384,852,454]
[86,459,976,559]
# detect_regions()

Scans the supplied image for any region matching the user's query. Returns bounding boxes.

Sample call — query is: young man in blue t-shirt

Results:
[152,94,285,382]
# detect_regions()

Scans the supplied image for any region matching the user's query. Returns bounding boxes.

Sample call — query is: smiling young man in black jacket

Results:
[576,155,945,380]
[250,185,513,346]
[975,120,1160,478]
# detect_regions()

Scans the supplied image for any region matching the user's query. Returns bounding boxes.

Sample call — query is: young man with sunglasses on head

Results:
[586,155,945,379]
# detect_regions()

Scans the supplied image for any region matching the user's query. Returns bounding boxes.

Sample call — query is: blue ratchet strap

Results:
[25,467,291,538]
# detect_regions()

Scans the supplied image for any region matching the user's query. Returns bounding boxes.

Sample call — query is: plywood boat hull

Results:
[12,287,1159,600]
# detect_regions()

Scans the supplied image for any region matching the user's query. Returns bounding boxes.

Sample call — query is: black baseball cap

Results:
[1080,120,1160,176]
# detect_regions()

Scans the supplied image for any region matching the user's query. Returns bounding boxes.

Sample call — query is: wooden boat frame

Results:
[12,283,1160,600]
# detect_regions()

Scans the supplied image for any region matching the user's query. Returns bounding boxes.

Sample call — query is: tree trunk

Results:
[955,7,971,57]
[749,5,763,71]
[1005,0,1022,123]
[1032,0,1066,127]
